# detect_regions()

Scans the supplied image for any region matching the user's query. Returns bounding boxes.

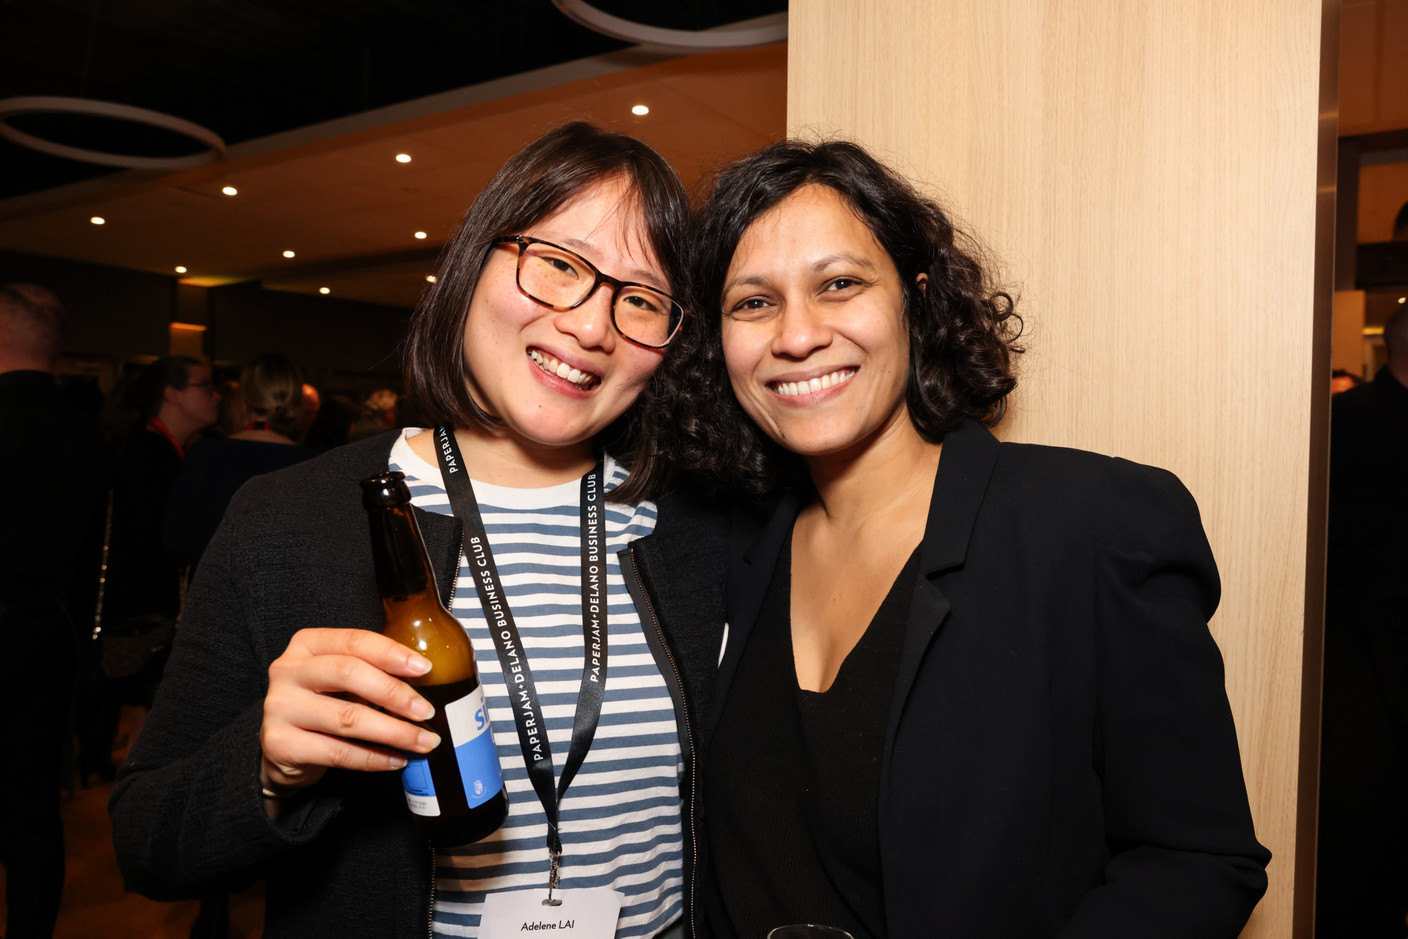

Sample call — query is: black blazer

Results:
[717,422,1269,938]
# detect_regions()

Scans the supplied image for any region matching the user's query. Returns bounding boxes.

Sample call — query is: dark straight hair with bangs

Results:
[403,121,691,501]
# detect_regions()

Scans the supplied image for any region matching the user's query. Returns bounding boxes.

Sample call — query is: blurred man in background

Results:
[0,283,109,938]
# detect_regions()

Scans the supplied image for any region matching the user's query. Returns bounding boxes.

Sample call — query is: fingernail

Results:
[417,730,441,751]
[389,755,407,769]
[411,698,434,720]
[409,654,432,675]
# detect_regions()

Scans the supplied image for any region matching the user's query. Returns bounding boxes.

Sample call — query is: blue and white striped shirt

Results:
[389,430,684,938]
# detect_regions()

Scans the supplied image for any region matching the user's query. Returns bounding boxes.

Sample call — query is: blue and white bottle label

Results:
[402,684,504,817]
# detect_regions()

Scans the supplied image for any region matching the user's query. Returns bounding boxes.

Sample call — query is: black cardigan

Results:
[715,422,1270,937]
[109,432,728,938]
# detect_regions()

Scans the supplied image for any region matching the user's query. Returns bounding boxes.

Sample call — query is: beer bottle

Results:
[361,471,508,846]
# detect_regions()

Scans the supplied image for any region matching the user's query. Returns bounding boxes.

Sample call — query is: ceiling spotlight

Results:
[414,231,427,240]
[395,153,412,163]
[221,185,238,196]
[174,265,187,274]
[426,275,437,283]
[319,287,330,295]
[282,250,295,258]
[631,104,649,116]
[90,216,105,225]
[1399,296,1406,304]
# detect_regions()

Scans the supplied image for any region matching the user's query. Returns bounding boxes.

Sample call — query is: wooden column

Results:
[787,2,1336,935]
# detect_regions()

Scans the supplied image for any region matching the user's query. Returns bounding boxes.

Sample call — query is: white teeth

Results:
[773,369,855,397]
[529,349,597,388]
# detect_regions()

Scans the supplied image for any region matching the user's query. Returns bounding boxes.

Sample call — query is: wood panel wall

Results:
[787,2,1333,935]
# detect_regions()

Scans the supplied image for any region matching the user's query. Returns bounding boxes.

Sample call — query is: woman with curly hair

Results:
[677,140,1270,938]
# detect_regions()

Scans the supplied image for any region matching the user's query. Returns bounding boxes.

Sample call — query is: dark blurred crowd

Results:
[1318,304,1408,938]
[0,280,405,938]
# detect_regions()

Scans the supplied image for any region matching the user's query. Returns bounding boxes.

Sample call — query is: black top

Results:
[716,423,1269,937]
[1317,366,1408,933]
[163,436,314,570]
[0,370,109,602]
[705,532,918,939]
[105,427,185,622]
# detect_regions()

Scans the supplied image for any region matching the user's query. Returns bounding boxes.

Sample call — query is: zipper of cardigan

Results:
[427,847,438,938]
[622,543,698,939]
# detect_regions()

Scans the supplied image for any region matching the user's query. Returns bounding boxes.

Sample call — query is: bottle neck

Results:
[366,503,438,601]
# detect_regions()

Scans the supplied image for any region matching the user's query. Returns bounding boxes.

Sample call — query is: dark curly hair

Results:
[667,138,1023,495]
[403,121,692,502]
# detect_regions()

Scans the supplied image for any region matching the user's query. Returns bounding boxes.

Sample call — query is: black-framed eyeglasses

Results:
[494,235,686,349]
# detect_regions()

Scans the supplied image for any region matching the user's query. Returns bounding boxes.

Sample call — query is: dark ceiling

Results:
[0,0,787,200]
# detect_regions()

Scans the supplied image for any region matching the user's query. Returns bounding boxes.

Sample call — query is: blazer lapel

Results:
[710,489,800,738]
[883,422,1002,761]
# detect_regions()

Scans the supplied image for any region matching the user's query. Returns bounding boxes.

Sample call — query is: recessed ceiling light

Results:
[1399,296,1406,304]
[221,186,238,196]
[631,105,649,116]
[283,250,296,258]
[319,287,330,295]
[90,216,105,225]
[174,266,187,274]
[414,231,427,240]
[395,153,412,163]
[426,275,437,283]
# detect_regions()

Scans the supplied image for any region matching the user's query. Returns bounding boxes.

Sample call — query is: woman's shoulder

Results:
[985,438,1209,560]
[992,437,1192,505]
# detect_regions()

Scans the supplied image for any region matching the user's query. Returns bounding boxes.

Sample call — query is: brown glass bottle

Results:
[361,472,508,847]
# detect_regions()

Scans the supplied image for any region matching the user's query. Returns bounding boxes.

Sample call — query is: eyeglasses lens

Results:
[518,242,679,347]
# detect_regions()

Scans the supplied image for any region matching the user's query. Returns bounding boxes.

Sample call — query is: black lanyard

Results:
[433,426,606,889]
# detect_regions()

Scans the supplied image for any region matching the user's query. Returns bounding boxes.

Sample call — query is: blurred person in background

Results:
[213,378,246,437]
[295,382,321,442]
[1330,368,1363,396]
[348,403,391,442]
[165,353,315,573]
[0,283,108,939]
[85,356,219,779]
[349,387,400,442]
[364,387,398,429]
[302,392,359,453]
[1319,303,1408,936]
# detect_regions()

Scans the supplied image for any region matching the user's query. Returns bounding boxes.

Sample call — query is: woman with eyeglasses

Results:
[111,123,722,939]
[671,139,1270,937]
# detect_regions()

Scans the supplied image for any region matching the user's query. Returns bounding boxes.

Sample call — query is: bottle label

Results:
[401,758,440,816]
[401,684,505,816]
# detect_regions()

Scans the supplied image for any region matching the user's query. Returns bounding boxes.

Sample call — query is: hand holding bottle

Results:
[259,627,442,797]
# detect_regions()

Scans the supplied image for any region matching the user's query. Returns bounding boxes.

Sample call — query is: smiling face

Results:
[461,175,668,460]
[720,184,915,463]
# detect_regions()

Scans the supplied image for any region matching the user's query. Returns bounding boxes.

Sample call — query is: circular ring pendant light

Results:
[0,96,226,170]
[550,1,786,50]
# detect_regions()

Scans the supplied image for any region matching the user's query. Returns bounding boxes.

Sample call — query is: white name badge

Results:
[479,888,623,938]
